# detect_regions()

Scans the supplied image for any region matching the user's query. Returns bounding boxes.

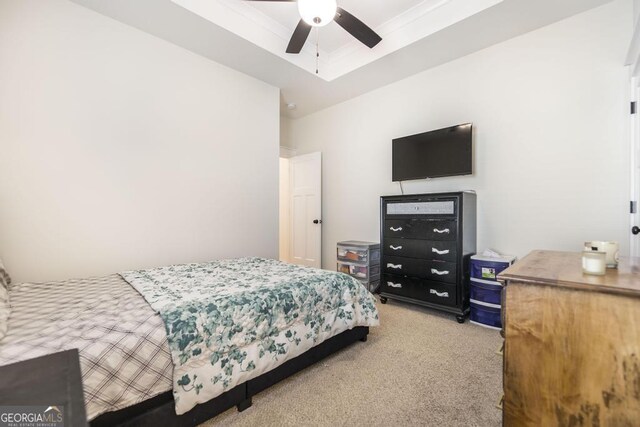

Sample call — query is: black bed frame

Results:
[91,326,369,427]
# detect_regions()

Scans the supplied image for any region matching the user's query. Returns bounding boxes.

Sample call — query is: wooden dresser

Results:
[498,250,640,426]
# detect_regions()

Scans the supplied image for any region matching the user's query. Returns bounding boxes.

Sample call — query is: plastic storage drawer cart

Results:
[469,255,516,330]
[337,241,380,293]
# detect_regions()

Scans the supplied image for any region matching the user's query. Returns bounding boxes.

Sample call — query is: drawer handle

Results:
[431,268,449,276]
[387,281,402,288]
[430,289,449,298]
[389,245,403,250]
[432,248,450,255]
[390,227,403,232]
[387,263,402,269]
[433,228,450,234]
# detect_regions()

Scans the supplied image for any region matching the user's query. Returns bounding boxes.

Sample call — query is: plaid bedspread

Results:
[0,275,172,420]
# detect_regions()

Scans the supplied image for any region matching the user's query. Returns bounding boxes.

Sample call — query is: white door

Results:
[289,152,322,268]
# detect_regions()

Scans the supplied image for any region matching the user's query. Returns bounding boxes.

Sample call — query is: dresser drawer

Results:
[383,238,428,258]
[422,281,457,307]
[384,219,457,241]
[385,200,456,216]
[383,238,458,262]
[380,275,419,299]
[383,258,457,283]
[381,274,457,307]
[383,256,424,276]
[424,260,457,284]
[426,221,457,241]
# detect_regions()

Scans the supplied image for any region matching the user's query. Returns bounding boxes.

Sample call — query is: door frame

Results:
[279,146,297,263]
[627,15,640,257]
[630,77,639,257]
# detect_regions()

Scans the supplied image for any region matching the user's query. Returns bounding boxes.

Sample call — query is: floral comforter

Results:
[120,257,379,415]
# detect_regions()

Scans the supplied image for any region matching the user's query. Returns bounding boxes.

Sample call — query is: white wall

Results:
[288,0,632,269]
[280,116,293,148]
[0,0,280,282]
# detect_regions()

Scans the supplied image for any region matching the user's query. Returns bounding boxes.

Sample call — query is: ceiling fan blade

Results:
[286,20,312,54]
[334,7,382,49]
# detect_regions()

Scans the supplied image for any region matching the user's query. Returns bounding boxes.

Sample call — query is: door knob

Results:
[633,226,640,235]
[313,219,322,224]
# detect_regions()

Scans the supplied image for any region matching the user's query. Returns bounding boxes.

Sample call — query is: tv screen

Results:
[392,123,472,182]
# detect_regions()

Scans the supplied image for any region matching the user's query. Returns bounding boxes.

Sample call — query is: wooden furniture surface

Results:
[499,250,640,427]
[0,349,88,426]
[378,192,476,323]
[499,250,640,297]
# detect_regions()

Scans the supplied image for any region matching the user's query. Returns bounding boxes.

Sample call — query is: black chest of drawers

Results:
[379,192,476,323]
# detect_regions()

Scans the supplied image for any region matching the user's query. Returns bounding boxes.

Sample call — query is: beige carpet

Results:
[202,298,503,426]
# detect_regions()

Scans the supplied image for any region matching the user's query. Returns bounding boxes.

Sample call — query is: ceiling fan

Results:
[244,0,382,54]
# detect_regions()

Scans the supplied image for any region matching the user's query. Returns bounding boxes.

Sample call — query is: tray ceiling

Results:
[70,0,615,117]
[171,0,503,81]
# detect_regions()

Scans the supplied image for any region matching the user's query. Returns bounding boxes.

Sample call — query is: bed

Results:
[0,257,378,426]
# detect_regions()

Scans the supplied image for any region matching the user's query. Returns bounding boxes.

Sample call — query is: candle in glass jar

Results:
[584,241,619,268]
[582,251,606,276]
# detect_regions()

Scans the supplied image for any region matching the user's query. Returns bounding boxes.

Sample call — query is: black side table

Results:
[0,349,88,426]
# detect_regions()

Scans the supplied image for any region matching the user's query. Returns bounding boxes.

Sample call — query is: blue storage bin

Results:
[470,255,516,280]
[470,300,502,330]
[470,278,503,305]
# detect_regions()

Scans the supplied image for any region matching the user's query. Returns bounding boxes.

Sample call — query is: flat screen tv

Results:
[392,123,472,182]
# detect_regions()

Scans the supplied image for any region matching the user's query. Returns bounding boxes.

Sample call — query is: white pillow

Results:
[0,285,8,341]
[0,259,11,341]
[0,258,11,289]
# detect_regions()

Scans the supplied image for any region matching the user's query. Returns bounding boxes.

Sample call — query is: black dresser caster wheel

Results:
[456,315,465,324]
[379,296,387,304]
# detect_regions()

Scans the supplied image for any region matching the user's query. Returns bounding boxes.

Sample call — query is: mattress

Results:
[0,275,172,420]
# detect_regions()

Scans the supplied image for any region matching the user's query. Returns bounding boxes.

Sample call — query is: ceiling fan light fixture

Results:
[298,0,337,27]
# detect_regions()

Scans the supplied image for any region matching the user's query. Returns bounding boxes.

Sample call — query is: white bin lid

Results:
[470,254,516,263]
